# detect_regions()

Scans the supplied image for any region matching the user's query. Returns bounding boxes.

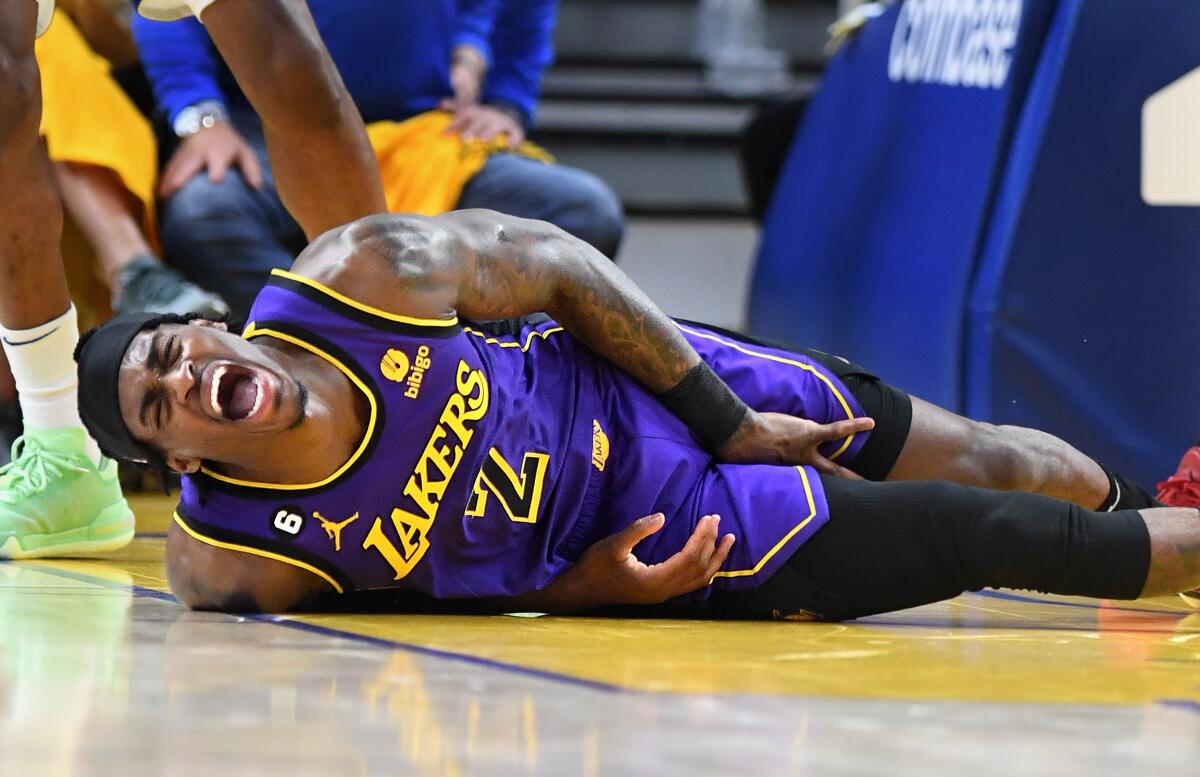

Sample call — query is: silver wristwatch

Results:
[172,100,230,138]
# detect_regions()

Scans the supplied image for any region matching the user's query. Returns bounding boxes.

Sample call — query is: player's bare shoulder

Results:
[289,214,462,321]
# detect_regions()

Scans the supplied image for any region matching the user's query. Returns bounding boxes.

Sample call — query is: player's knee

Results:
[0,49,41,140]
[161,173,268,249]
[960,500,1051,590]
[964,421,1051,493]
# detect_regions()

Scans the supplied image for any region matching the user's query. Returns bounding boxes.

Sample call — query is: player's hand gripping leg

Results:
[717,411,875,479]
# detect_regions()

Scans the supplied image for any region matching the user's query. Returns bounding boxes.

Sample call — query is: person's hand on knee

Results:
[159,122,263,198]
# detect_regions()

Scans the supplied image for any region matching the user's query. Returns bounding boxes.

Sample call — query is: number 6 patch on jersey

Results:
[270,505,306,538]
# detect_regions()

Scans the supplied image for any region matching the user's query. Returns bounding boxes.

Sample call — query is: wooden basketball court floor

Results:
[0,494,1197,776]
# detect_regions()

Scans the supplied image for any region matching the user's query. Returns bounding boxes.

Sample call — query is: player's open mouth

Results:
[203,362,273,422]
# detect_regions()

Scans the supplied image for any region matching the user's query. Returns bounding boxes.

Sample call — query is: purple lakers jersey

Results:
[175,269,868,601]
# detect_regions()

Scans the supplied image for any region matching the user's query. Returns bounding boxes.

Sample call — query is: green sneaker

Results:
[0,427,134,558]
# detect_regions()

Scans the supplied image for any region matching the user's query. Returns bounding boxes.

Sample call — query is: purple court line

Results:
[17,561,625,695]
[973,589,1191,616]
[1157,699,1200,716]
[135,532,168,539]
[856,617,1194,634]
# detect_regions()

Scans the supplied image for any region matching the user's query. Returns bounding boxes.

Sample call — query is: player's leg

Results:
[35,12,225,318]
[784,347,1155,511]
[0,3,69,333]
[55,162,227,318]
[0,1,131,557]
[196,0,386,239]
[710,475,1191,621]
[684,321,1155,512]
[882,396,1151,510]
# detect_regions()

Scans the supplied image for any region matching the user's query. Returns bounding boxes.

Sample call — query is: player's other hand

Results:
[159,123,264,198]
[439,102,525,148]
[546,513,734,610]
[716,410,875,479]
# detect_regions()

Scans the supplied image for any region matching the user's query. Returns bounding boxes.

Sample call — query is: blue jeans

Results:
[161,111,625,319]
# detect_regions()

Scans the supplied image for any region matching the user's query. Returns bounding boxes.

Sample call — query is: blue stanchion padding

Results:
[965,0,1200,487]
[750,0,1055,410]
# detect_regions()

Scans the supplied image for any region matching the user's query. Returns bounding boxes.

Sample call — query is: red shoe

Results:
[1156,447,1200,609]
[1155,446,1200,507]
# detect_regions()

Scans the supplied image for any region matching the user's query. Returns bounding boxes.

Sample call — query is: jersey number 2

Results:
[466,448,550,523]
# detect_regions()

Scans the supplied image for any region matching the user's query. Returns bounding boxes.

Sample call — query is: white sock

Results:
[0,305,102,465]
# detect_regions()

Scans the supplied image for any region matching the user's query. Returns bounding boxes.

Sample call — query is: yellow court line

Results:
[463,326,565,352]
[674,323,859,460]
[173,512,344,594]
[271,268,459,327]
[713,466,818,579]
[198,324,378,491]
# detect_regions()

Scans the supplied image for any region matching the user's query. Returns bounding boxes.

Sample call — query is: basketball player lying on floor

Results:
[76,210,1196,620]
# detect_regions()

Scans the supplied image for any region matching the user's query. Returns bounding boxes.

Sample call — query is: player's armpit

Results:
[165,521,331,613]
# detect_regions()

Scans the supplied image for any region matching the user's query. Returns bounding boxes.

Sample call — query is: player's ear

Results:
[189,319,228,331]
[167,454,202,475]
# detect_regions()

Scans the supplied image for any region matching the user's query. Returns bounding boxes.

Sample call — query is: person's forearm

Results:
[455,213,702,394]
[453,0,501,69]
[480,0,557,123]
[447,212,749,448]
[200,0,385,238]
[332,210,750,450]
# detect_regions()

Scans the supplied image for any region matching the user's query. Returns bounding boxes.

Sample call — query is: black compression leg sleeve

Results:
[720,477,1153,621]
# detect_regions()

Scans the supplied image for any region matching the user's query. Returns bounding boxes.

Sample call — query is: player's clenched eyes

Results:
[144,334,183,430]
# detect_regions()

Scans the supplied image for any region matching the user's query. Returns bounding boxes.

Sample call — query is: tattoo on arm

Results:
[332,212,741,436]
[456,215,700,393]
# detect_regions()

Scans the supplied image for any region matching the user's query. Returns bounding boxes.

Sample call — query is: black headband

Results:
[75,312,176,466]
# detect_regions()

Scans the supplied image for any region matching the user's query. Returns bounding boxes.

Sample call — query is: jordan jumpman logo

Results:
[313,511,360,552]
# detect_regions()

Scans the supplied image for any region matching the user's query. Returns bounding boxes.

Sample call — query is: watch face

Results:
[174,104,228,137]
[173,109,201,137]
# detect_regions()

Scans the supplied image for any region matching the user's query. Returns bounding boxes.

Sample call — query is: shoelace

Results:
[0,436,90,503]
[1155,474,1200,507]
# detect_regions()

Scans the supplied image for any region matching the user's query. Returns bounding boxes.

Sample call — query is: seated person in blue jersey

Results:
[131,0,624,320]
[75,210,1192,619]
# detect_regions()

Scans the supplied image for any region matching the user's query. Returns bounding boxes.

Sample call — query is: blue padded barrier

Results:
[750,0,1057,410]
[965,0,1200,487]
